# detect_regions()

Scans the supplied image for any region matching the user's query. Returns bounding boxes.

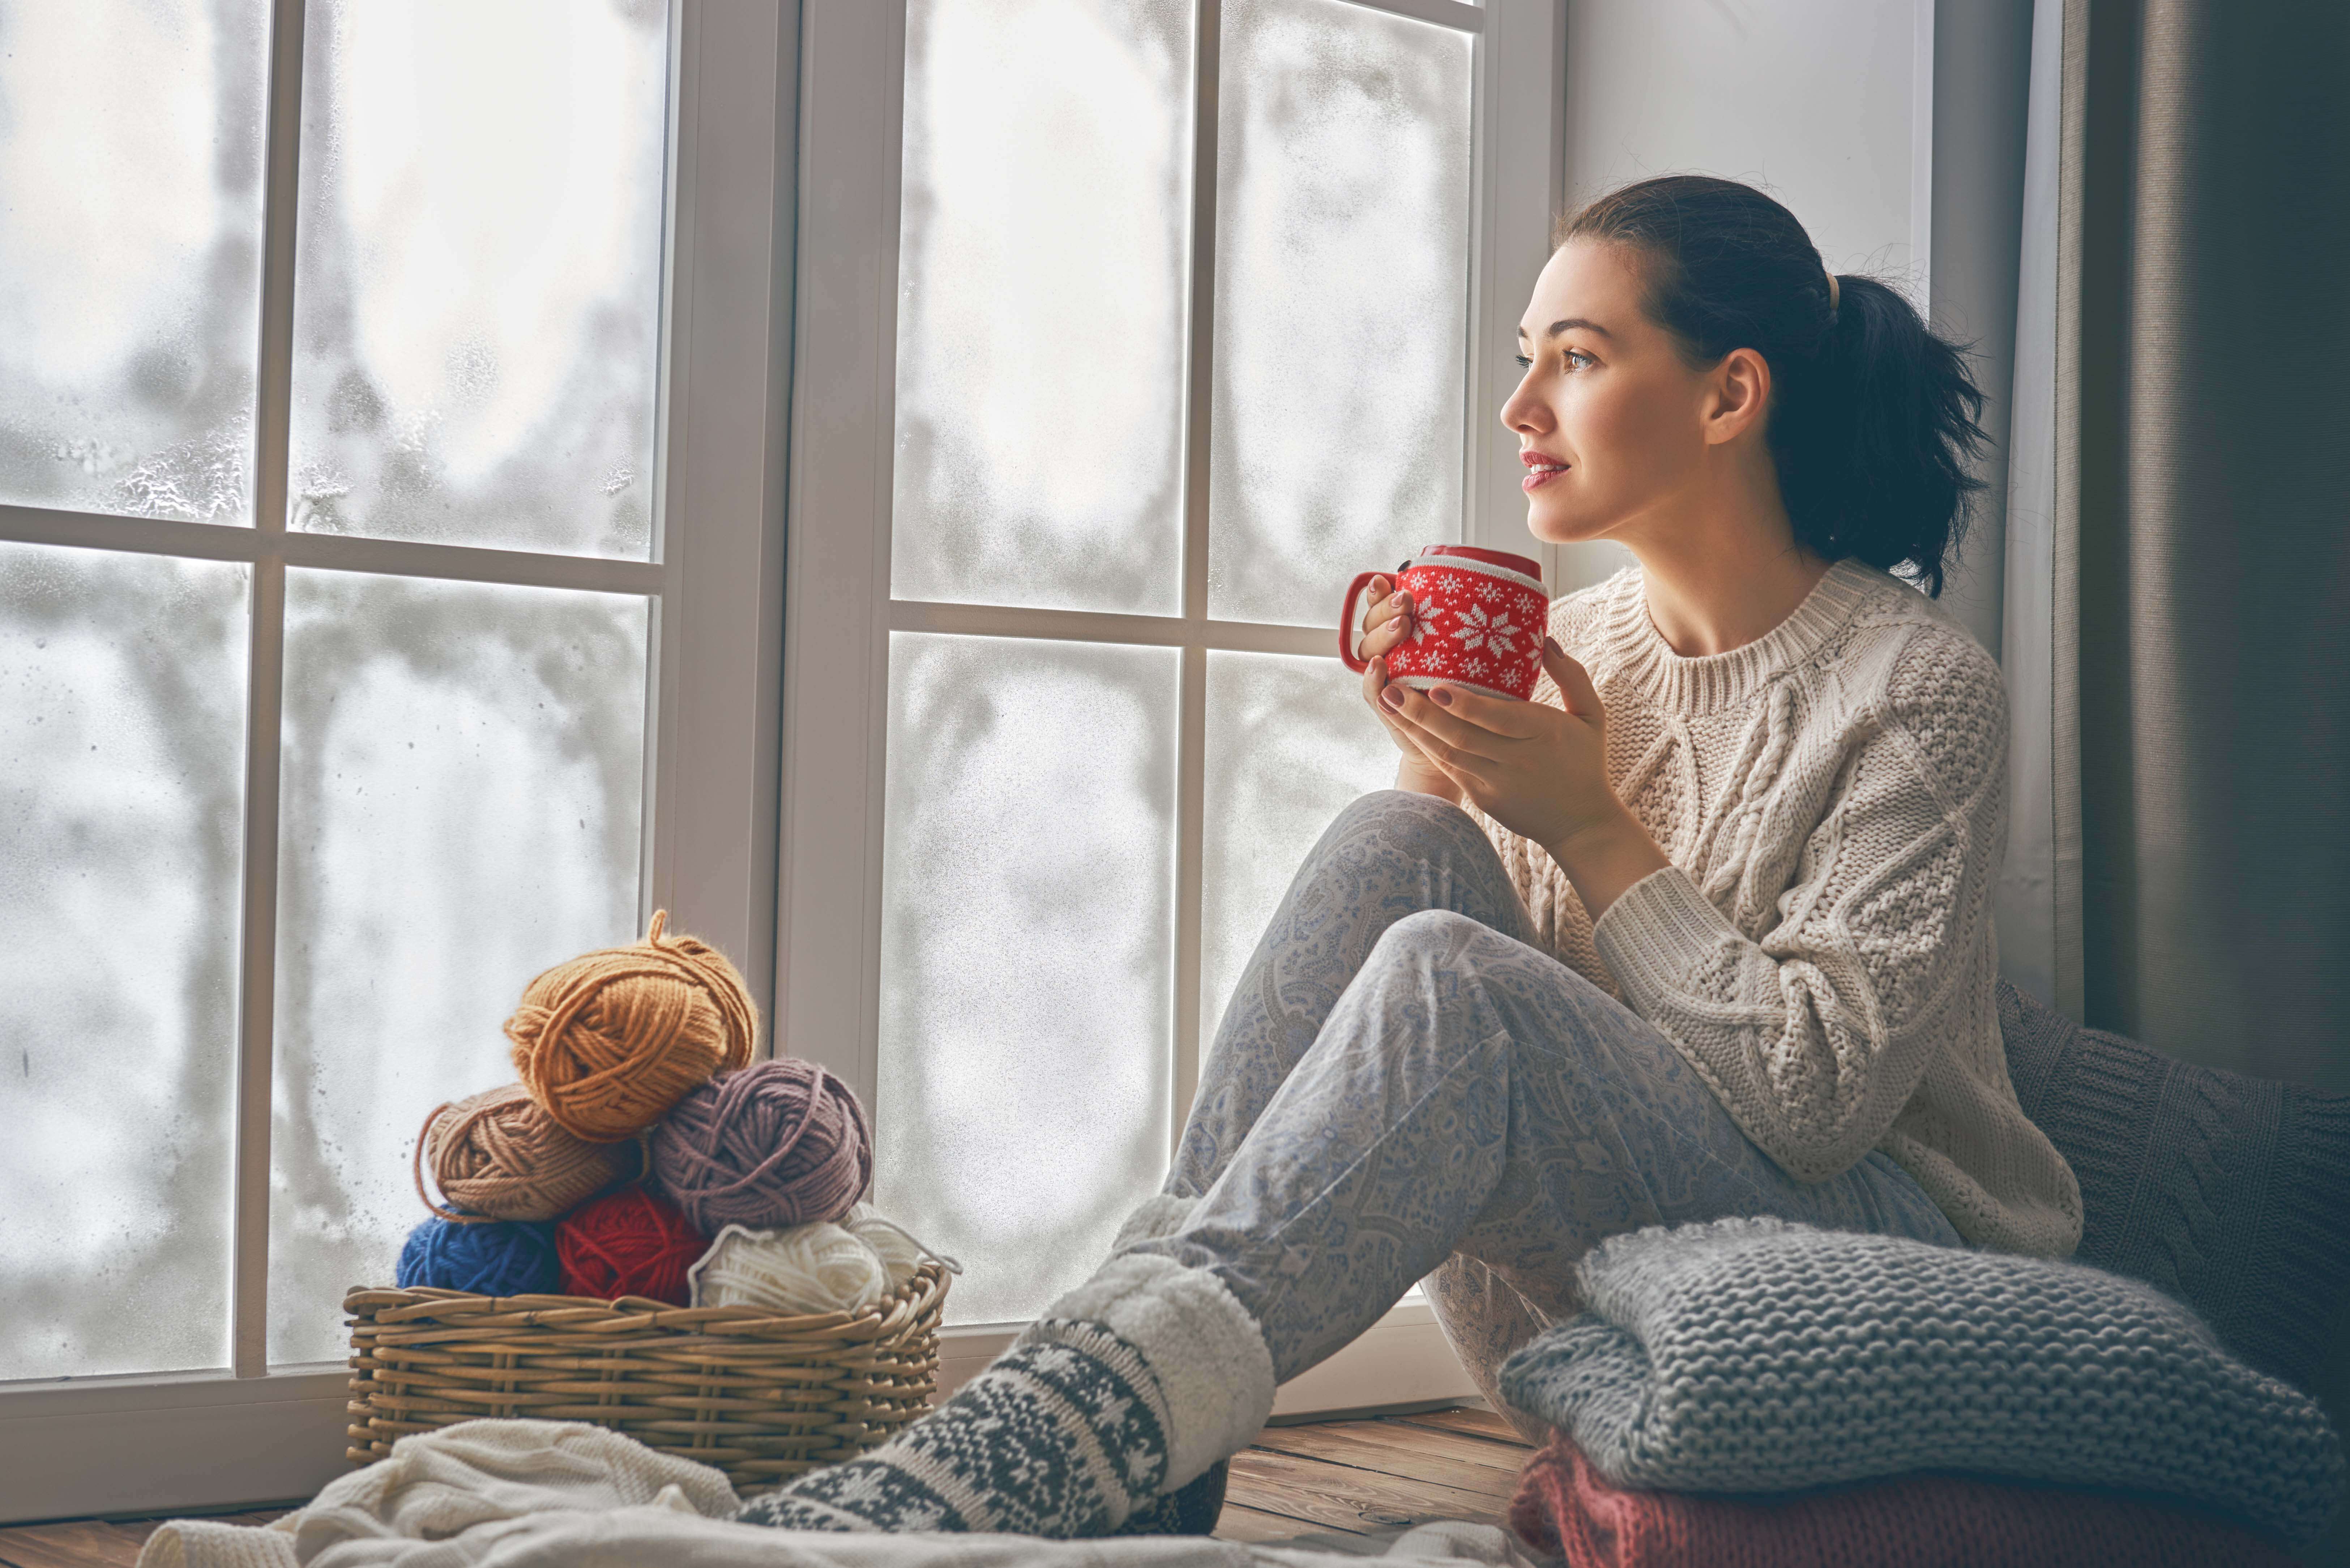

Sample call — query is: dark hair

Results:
[1559,175,1986,596]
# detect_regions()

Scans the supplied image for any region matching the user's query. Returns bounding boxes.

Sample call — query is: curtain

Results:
[2000,0,2350,1080]
[2001,4,2350,1560]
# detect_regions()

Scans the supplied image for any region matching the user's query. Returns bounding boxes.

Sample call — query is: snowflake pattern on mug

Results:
[1452,602,1521,657]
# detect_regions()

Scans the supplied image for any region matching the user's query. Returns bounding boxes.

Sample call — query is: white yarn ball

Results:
[843,1202,925,1292]
[689,1222,886,1316]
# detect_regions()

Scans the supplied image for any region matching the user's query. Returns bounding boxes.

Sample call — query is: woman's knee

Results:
[1364,907,1493,976]
[1321,789,1496,871]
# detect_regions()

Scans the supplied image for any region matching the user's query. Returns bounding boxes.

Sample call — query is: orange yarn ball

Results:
[414,1084,638,1224]
[505,911,757,1143]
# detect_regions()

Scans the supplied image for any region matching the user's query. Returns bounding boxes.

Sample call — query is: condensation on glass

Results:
[892,0,1193,616]
[1208,0,1473,626]
[0,3,269,523]
[1200,651,1398,1058]
[0,543,247,1381]
[877,633,1177,1324]
[267,572,647,1365]
[286,1,670,558]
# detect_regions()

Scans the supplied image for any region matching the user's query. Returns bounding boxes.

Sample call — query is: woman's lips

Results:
[1521,459,1568,492]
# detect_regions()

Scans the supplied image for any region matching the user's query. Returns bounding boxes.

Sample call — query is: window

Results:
[0,1,792,1518]
[780,0,1564,1343]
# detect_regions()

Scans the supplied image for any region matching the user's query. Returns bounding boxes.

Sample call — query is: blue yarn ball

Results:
[397,1213,561,1295]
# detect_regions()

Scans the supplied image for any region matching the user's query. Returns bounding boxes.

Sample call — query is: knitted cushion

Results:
[1999,978,2350,1388]
[1509,1432,2301,1568]
[1496,1218,2345,1545]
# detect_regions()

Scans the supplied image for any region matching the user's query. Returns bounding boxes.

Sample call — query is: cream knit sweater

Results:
[1467,558,2081,1258]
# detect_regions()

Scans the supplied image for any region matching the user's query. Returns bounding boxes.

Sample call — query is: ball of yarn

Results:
[843,1203,924,1292]
[648,1059,872,1232]
[689,1222,887,1316]
[415,1083,638,1223]
[505,910,758,1142]
[397,1214,560,1295]
[556,1187,705,1305]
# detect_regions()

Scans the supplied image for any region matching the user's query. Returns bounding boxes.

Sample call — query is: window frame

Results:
[777,0,1565,1405]
[0,0,797,1520]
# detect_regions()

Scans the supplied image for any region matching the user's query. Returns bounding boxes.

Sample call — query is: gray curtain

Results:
[2003,0,2350,1078]
[2001,2,2350,1560]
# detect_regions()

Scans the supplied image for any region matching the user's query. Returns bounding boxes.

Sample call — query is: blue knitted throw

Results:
[1497,1218,2345,1545]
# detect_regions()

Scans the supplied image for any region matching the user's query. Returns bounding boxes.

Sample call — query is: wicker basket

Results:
[344,1262,948,1495]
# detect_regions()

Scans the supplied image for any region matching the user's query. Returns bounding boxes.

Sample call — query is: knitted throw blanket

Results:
[1496,1219,2345,1545]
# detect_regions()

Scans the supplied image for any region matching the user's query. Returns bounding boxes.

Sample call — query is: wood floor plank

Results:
[1382,1407,1531,1447]
[1211,1501,1328,1543]
[0,1520,149,1568]
[1247,1423,1522,1500]
[1284,1417,1534,1474]
[1226,1447,1512,1537]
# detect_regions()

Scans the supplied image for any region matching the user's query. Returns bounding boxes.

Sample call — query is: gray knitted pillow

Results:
[1998,979,2350,1389]
[1497,1217,2345,1545]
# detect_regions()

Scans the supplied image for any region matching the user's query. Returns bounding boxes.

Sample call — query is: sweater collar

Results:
[1596,557,1883,714]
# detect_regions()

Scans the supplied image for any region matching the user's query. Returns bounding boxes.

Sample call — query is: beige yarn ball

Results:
[688,1222,886,1316]
[414,1083,638,1223]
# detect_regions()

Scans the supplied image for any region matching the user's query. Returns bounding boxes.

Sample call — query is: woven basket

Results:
[343,1262,948,1495]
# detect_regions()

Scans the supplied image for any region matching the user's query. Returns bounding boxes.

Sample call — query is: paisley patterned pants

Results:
[1129,789,1960,1439]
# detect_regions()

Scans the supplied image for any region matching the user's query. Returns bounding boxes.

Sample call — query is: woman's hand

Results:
[1377,639,1669,916]
[1355,575,1461,801]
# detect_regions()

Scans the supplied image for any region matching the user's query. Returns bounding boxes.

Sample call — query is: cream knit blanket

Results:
[1469,560,2080,1256]
[136,1421,1542,1568]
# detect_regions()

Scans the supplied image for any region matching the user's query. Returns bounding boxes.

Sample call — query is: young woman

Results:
[743,175,2082,1539]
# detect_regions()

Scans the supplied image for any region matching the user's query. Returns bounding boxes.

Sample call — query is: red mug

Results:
[1341,545,1549,701]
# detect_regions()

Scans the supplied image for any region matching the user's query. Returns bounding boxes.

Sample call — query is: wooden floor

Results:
[1214,1408,1531,1545]
[0,1408,1531,1565]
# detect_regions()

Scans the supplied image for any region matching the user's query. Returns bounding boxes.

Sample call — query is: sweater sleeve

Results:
[1591,631,2008,1184]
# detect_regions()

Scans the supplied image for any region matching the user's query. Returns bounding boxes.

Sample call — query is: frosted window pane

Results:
[892,0,1191,616]
[1200,652,1399,1058]
[269,573,647,1364]
[879,634,1177,1324]
[1208,0,1472,626]
[0,544,245,1381]
[0,3,267,522]
[287,2,669,557]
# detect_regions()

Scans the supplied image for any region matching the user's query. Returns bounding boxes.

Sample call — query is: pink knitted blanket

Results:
[1509,1434,2299,1568]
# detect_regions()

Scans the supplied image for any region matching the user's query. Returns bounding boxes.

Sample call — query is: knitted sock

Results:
[735,1254,1273,1537]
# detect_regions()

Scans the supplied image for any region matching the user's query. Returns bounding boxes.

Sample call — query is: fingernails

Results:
[1395,593,1411,609]
[1381,687,1405,710]
[1430,687,1454,708]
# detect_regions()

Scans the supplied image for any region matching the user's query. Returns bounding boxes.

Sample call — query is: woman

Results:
[743,175,2083,1539]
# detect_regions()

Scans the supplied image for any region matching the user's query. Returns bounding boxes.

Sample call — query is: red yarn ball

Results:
[556,1187,706,1305]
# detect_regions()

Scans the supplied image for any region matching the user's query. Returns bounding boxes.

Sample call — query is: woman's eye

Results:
[1564,349,1595,370]
[1513,354,1533,369]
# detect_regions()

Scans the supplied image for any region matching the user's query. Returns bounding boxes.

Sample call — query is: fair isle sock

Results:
[735,1254,1274,1538]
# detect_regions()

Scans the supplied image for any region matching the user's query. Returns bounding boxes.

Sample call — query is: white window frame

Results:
[777,0,1565,1412]
[0,0,798,1521]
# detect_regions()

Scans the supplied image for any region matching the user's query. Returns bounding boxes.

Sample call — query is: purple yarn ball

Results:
[648,1059,872,1233]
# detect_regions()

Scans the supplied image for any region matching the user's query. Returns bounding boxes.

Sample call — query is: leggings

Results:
[1127,790,1961,1437]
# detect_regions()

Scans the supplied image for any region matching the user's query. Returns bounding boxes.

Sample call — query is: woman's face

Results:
[1500,239,1730,547]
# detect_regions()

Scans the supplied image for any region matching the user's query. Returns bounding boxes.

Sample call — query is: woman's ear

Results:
[1702,346,1773,446]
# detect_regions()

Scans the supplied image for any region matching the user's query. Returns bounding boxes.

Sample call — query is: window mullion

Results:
[1170,0,1223,1157]
[229,0,308,1380]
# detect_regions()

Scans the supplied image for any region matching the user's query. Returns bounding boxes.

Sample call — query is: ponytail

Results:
[1560,177,1988,596]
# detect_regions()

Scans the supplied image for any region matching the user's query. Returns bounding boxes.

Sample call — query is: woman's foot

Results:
[734,1254,1271,1537]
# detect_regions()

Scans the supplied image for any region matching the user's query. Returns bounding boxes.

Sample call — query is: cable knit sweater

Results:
[1466,559,2081,1257]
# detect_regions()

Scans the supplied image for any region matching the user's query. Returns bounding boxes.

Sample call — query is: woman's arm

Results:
[1589,635,2007,1182]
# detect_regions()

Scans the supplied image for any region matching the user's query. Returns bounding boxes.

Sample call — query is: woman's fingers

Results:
[1543,639,1605,720]
[1379,684,1513,763]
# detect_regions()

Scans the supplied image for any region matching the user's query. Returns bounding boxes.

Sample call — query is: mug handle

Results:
[1338,570,1385,672]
